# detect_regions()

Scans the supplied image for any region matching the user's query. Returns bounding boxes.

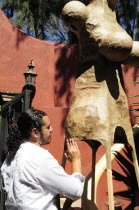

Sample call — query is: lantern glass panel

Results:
[32,76,36,85]
[24,75,28,83]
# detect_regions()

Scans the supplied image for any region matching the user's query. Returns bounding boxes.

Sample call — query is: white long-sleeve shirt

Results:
[1,141,85,210]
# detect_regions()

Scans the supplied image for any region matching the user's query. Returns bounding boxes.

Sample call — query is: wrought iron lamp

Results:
[23,59,38,87]
[22,59,38,107]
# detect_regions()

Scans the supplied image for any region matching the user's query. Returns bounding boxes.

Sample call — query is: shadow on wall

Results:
[122,65,139,124]
[6,10,28,49]
[54,43,79,129]
[81,141,139,210]
[112,144,138,209]
[0,9,28,48]
[54,43,79,108]
[13,27,28,49]
[122,65,139,83]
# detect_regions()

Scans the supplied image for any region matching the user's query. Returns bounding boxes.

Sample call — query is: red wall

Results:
[0,9,92,176]
[122,65,139,126]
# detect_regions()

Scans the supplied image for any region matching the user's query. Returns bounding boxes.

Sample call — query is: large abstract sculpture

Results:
[62,0,139,209]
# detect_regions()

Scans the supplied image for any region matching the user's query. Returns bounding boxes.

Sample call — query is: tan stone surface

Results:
[62,0,139,65]
[62,0,132,63]
[62,0,139,146]
[62,1,139,209]
[65,65,132,148]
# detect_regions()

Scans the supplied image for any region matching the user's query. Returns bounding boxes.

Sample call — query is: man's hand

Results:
[64,139,82,174]
[64,139,80,162]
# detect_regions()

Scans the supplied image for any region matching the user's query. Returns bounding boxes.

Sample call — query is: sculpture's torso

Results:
[65,64,132,147]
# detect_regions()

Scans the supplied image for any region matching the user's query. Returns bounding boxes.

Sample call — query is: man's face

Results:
[39,116,53,145]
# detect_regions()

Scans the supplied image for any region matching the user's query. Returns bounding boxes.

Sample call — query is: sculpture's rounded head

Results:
[62,1,87,34]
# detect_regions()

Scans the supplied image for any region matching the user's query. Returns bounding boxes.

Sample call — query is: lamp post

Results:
[23,59,38,87]
[22,59,38,107]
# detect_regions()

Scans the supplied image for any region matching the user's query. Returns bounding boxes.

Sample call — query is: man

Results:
[1,109,85,210]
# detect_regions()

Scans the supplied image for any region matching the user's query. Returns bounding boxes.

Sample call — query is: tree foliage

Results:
[116,0,139,40]
[1,0,139,43]
[0,0,70,42]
